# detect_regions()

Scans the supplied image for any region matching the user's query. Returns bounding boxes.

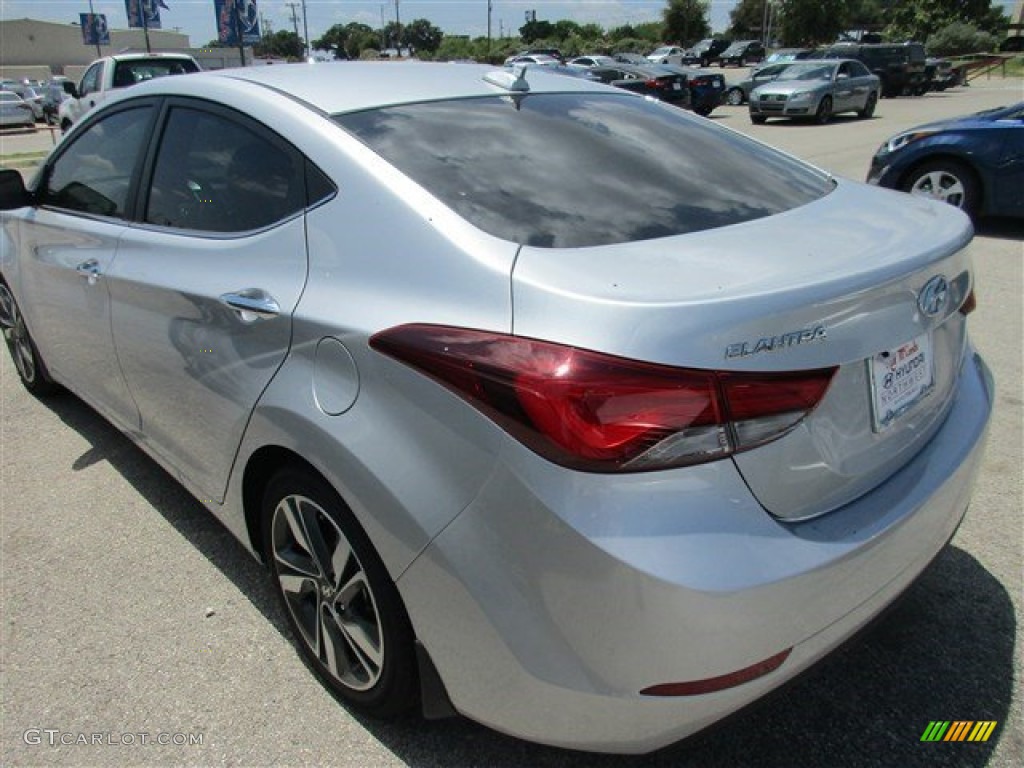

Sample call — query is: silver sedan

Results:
[0,62,991,754]
[0,91,36,129]
[750,59,881,123]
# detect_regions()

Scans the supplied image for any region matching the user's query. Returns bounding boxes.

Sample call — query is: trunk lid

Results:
[510,181,974,520]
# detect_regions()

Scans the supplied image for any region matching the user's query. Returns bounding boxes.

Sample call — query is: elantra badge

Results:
[726,325,827,359]
[918,275,949,318]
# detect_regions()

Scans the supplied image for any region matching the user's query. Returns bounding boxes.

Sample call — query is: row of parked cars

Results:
[0,78,70,129]
[503,50,1023,221]
[0,53,202,134]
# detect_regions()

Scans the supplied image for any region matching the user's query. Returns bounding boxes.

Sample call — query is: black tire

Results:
[750,114,767,124]
[725,87,744,106]
[0,282,60,396]
[694,104,714,117]
[262,467,419,718]
[858,92,878,119]
[60,118,72,134]
[814,95,833,124]
[700,57,710,68]
[900,159,981,218]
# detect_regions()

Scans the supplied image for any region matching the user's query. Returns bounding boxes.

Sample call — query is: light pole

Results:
[87,0,101,57]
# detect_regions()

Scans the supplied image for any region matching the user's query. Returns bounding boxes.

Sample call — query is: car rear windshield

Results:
[334,93,833,248]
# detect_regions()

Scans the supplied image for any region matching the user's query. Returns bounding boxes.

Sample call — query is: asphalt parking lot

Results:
[1,73,1022,767]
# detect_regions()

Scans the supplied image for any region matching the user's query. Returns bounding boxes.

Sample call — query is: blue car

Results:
[868,102,1024,219]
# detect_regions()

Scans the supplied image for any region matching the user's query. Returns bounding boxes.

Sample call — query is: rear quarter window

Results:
[335,93,833,248]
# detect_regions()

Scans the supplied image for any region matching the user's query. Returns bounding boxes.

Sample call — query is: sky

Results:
[2,1,740,46]
[0,1,1019,47]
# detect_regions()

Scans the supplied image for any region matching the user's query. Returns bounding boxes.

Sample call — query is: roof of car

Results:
[195,61,614,114]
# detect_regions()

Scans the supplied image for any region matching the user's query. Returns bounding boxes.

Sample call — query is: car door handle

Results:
[219,289,281,320]
[75,258,102,285]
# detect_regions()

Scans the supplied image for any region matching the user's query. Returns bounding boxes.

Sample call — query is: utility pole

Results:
[394,0,402,55]
[286,2,301,38]
[487,0,492,58]
[301,0,310,59]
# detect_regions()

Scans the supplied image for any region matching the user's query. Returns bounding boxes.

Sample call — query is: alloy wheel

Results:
[0,285,37,385]
[271,493,384,691]
[910,170,966,208]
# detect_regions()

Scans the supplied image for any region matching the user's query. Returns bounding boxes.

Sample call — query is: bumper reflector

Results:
[640,648,792,697]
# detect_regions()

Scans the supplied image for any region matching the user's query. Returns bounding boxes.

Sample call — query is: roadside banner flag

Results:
[125,0,164,29]
[215,0,261,46]
[80,14,111,46]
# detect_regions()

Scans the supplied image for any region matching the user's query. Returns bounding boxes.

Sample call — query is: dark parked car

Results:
[588,64,690,107]
[657,65,726,116]
[718,40,766,67]
[924,57,957,91]
[681,38,732,67]
[724,62,795,106]
[614,52,651,66]
[868,102,1024,219]
[819,42,927,97]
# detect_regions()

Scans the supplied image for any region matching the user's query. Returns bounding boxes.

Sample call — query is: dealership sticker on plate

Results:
[869,333,934,432]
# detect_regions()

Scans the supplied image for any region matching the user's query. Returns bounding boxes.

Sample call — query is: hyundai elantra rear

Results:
[0,63,992,754]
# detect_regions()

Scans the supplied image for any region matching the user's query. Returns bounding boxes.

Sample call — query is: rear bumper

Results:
[398,350,993,753]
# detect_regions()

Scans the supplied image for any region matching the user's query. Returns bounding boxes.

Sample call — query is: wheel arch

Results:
[240,442,457,718]
[241,444,317,564]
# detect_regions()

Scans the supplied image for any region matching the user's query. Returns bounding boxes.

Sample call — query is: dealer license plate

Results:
[868,333,934,432]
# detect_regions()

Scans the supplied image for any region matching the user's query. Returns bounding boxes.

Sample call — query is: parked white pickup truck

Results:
[58,52,200,132]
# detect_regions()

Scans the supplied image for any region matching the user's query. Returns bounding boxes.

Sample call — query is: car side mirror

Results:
[62,81,79,99]
[0,169,31,210]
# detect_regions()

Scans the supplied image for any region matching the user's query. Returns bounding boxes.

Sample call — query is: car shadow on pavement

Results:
[47,392,288,637]
[976,217,1024,241]
[43,393,1016,768]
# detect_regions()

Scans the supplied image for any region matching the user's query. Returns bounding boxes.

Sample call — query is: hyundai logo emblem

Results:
[918,275,949,318]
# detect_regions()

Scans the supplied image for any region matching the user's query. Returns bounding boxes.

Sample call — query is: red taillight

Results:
[645,78,665,89]
[959,288,976,315]
[370,325,836,472]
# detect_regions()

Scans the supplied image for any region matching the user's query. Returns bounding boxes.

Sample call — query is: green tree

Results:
[332,22,379,59]
[403,18,443,53]
[633,21,665,42]
[520,19,555,44]
[777,0,848,46]
[312,23,348,57]
[662,0,711,45]
[553,20,582,41]
[926,20,999,53]
[728,0,768,39]
[883,0,1008,42]
[608,24,636,41]
[254,30,304,59]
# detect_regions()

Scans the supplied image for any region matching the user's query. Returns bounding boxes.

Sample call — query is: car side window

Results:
[144,106,305,233]
[41,105,153,218]
[79,62,102,97]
